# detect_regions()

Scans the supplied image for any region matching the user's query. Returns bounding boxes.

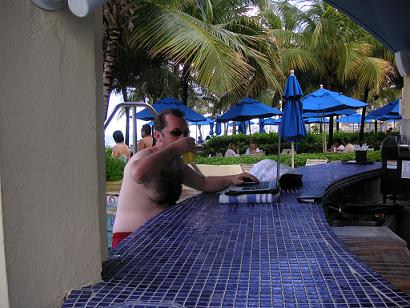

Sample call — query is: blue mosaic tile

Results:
[63,162,410,307]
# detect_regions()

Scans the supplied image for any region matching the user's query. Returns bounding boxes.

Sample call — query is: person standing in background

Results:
[137,124,154,151]
[112,130,131,162]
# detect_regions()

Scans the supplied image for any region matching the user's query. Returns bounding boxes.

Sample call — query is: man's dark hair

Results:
[113,130,124,143]
[141,124,152,136]
[154,109,186,131]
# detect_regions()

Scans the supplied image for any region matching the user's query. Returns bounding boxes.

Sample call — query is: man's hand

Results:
[231,173,259,186]
[172,137,196,156]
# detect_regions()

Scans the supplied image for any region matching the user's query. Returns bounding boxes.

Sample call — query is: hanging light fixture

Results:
[31,0,107,17]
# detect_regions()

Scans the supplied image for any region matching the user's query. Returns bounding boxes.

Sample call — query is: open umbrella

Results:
[302,85,367,151]
[219,98,281,144]
[367,98,400,120]
[280,71,307,168]
[303,108,355,118]
[304,117,329,124]
[218,98,282,122]
[189,118,214,141]
[264,118,282,125]
[215,118,222,135]
[337,113,372,124]
[135,97,206,122]
[303,86,367,113]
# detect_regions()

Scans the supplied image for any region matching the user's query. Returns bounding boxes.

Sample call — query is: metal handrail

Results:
[104,102,157,129]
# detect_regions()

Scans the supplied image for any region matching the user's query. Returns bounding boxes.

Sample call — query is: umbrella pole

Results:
[291,142,295,168]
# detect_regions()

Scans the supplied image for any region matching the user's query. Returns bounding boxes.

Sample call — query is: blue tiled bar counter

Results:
[64,162,410,307]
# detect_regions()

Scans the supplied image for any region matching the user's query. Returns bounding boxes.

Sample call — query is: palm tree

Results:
[103,0,131,120]
[128,0,283,109]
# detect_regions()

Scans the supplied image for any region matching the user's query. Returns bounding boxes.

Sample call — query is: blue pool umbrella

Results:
[304,117,329,124]
[337,113,372,124]
[227,120,255,127]
[303,108,355,118]
[302,86,367,113]
[238,122,247,134]
[367,98,400,120]
[263,118,282,125]
[189,118,214,140]
[215,120,222,135]
[218,98,282,122]
[280,71,307,168]
[302,85,367,151]
[135,97,206,122]
[188,118,214,126]
[259,118,265,133]
[208,118,215,136]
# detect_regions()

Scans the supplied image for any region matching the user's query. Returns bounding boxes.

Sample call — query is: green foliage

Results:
[203,132,389,156]
[197,151,381,168]
[203,132,280,156]
[105,147,126,181]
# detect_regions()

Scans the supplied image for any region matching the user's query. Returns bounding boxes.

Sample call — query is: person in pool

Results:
[112,130,130,162]
[112,109,259,248]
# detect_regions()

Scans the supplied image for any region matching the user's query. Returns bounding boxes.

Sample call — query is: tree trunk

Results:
[103,0,128,120]
[180,63,190,105]
[103,27,120,119]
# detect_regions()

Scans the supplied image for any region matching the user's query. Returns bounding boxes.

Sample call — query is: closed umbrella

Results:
[215,119,222,135]
[259,118,265,133]
[135,97,206,122]
[209,119,214,136]
[228,120,255,135]
[280,71,307,168]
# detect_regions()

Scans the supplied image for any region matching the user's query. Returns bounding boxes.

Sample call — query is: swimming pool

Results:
[106,194,118,248]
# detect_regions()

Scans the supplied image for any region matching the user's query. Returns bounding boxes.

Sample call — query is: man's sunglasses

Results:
[165,129,190,137]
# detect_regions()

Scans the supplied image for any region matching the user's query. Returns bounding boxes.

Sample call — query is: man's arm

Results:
[182,164,259,192]
[130,137,195,183]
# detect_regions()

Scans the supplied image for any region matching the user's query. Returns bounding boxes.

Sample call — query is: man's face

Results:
[155,113,189,147]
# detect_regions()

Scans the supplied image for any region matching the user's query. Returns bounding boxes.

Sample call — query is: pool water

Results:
[106,194,118,248]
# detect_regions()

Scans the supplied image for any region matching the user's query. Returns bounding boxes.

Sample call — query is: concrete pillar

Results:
[0,2,106,307]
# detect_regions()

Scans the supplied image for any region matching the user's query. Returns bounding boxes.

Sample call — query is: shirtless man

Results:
[112,109,259,248]
[137,124,154,151]
[112,130,130,161]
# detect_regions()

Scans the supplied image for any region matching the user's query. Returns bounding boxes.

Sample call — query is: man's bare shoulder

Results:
[130,146,157,161]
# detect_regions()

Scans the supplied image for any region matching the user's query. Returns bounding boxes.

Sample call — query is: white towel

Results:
[218,191,280,204]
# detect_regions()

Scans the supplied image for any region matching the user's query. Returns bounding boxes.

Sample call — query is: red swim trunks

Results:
[112,232,132,248]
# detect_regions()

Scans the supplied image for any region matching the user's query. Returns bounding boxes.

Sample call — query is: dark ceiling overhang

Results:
[324,0,410,52]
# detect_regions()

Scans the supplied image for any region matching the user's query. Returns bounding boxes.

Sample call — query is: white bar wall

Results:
[0,2,106,307]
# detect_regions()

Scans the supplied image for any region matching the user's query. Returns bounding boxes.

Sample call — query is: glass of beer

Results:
[182,152,196,164]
